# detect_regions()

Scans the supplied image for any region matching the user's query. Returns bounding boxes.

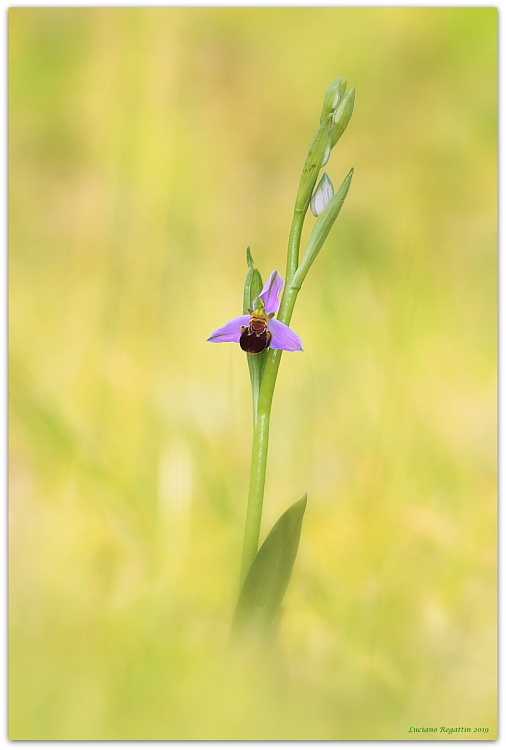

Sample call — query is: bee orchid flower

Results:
[207,271,303,354]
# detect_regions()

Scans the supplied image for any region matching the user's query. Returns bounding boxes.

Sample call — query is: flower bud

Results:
[320,78,347,123]
[331,88,355,147]
[310,173,334,216]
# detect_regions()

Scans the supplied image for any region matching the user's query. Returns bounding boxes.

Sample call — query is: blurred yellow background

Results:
[9,7,496,740]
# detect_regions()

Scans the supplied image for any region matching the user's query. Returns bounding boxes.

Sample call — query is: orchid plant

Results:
[208,78,355,639]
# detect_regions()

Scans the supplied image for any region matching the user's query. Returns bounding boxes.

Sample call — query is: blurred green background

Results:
[9,7,497,740]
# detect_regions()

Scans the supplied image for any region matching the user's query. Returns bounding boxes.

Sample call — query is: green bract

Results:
[293,168,354,290]
[294,113,334,215]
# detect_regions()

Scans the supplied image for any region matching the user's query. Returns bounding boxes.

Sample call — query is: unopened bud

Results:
[320,78,347,123]
[331,88,355,148]
[310,173,334,216]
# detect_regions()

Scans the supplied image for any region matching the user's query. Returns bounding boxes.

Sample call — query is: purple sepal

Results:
[256,270,284,315]
[207,314,250,343]
[268,318,304,351]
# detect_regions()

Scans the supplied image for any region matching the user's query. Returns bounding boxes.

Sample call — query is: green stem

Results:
[239,363,277,585]
[285,209,305,287]
[239,213,304,586]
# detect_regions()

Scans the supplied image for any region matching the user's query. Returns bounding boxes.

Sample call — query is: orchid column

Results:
[208,78,355,636]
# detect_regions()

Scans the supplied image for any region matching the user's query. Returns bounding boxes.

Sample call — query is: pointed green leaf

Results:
[243,247,263,314]
[232,494,307,638]
[292,168,354,291]
[243,248,267,418]
[246,245,255,270]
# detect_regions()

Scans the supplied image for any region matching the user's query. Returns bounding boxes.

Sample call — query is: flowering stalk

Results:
[209,78,356,626]
[239,85,355,586]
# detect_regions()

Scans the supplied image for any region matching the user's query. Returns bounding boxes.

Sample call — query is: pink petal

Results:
[207,315,250,343]
[256,270,284,315]
[268,318,304,351]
